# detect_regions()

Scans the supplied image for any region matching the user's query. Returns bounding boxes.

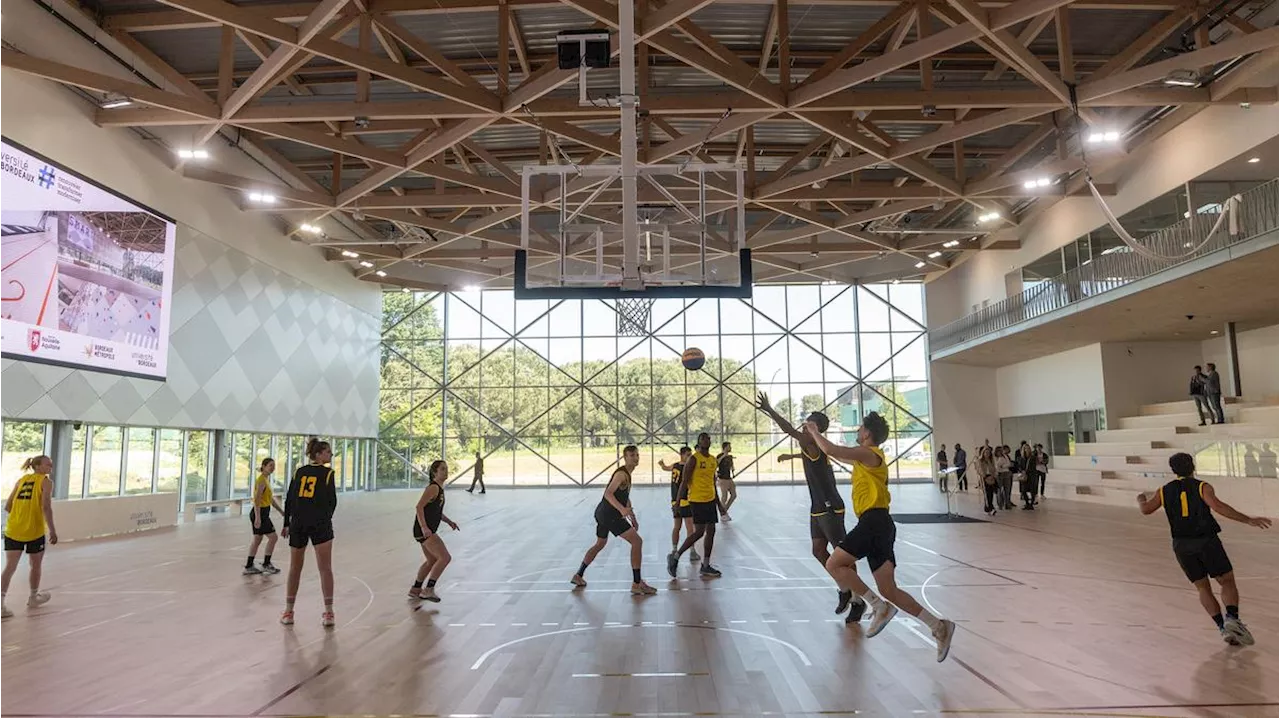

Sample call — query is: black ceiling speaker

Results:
[556,30,611,70]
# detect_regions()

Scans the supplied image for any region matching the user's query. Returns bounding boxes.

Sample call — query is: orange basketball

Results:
[681,347,705,371]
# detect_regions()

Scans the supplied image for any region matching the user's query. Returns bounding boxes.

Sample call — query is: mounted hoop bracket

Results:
[513,249,753,300]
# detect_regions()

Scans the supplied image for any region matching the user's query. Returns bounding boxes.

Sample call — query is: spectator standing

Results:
[1017,445,1037,510]
[1204,363,1226,425]
[1190,365,1211,426]
[953,444,968,495]
[937,446,949,493]
[1034,444,1049,498]
[976,447,996,511]
[994,447,1012,510]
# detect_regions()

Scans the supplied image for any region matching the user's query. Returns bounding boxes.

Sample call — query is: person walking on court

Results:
[245,458,284,575]
[660,447,698,563]
[758,392,867,621]
[281,438,338,628]
[805,413,955,662]
[410,460,459,602]
[1204,363,1226,424]
[667,433,723,578]
[467,451,485,493]
[1,455,58,619]
[953,444,967,495]
[572,445,657,595]
[1136,452,1270,646]
[716,442,737,520]
[1189,365,1211,426]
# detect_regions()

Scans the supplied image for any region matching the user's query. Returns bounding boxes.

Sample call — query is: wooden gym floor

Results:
[1,483,1275,718]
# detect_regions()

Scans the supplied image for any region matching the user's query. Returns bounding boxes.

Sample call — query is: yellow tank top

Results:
[254,474,273,508]
[688,451,718,503]
[851,447,890,517]
[6,474,47,542]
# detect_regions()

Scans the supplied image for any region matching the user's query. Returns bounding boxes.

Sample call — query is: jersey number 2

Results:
[299,476,317,498]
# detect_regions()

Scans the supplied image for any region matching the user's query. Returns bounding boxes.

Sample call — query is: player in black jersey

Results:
[660,447,699,563]
[1137,452,1270,646]
[758,392,867,622]
[716,442,737,521]
[281,438,339,628]
[571,445,657,595]
[410,460,459,603]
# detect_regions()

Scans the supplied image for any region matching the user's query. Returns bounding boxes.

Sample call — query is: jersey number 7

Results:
[299,475,318,498]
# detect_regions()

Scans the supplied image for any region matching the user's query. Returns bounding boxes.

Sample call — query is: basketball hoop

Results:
[615,296,655,337]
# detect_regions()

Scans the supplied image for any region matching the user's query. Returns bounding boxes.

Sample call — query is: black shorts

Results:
[689,500,719,525]
[838,508,896,572]
[287,521,334,549]
[595,504,631,539]
[3,536,45,554]
[251,507,276,535]
[1172,535,1233,583]
[671,502,692,519]
[809,511,847,546]
[413,516,442,542]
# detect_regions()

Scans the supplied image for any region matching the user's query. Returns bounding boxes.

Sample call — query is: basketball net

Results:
[615,296,655,337]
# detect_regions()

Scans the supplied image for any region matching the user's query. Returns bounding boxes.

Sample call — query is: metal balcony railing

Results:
[930,179,1279,354]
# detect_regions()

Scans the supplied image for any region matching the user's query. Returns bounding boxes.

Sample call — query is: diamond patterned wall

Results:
[1,226,380,437]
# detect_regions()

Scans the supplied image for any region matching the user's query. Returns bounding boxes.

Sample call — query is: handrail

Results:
[930,179,1279,353]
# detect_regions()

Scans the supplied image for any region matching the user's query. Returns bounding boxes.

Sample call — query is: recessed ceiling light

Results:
[341,250,360,258]
[402,287,410,293]
[1036,177,1051,187]
[300,223,322,234]
[1210,330,1219,335]
[1248,157,1261,163]
[927,251,942,258]
[462,284,480,292]
[891,278,901,284]
[914,261,926,268]
[359,260,374,268]
[943,240,959,248]
[248,192,277,204]
[375,270,387,277]
[99,93,132,109]
[177,148,209,160]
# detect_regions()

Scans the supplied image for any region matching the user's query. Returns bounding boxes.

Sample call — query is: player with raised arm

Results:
[806,412,955,663]
[758,392,866,621]
[1136,452,1271,646]
[571,445,657,595]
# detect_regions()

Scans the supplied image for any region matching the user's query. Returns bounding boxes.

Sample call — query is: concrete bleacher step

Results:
[1118,406,1278,430]
[1096,426,1193,443]
[1072,440,1166,457]
[1138,397,1246,416]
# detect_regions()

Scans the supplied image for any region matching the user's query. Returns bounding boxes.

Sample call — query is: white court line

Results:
[298,576,374,649]
[918,569,945,618]
[469,624,813,671]
[898,539,941,557]
[57,612,137,638]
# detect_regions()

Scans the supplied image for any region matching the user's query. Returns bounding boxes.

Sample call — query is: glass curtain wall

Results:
[379,283,932,488]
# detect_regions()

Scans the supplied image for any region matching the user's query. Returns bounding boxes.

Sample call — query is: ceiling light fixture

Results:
[341,250,359,258]
[300,223,322,234]
[248,192,277,204]
[1210,330,1220,335]
[177,148,209,160]
[375,270,387,277]
[943,240,959,248]
[927,251,942,258]
[1036,177,1052,187]
[1248,157,1261,163]
[99,93,132,109]
[1086,131,1122,143]
[462,284,480,293]
[1162,69,1201,87]
[359,260,373,268]
[1023,180,1038,189]
[914,261,926,268]
[892,278,901,284]
[977,211,1000,223]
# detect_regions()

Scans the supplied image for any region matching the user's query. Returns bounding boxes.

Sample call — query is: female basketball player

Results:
[409,460,459,603]
[571,445,657,595]
[245,458,284,575]
[281,438,338,627]
[1,456,58,619]
[716,442,736,520]
[659,447,698,562]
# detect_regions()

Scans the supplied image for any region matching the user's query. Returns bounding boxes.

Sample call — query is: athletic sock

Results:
[426,579,437,589]
[861,591,885,611]
[632,568,642,583]
[1226,605,1239,620]
[578,562,589,577]
[917,610,943,633]
[1212,613,1225,628]
[263,554,273,566]
[245,556,255,568]
[412,580,423,589]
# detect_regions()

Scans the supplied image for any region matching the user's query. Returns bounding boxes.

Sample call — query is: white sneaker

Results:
[722,514,732,522]
[1223,617,1255,646]
[27,592,50,608]
[865,602,897,638]
[933,619,956,662]
[570,574,587,588]
[1220,627,1241,646]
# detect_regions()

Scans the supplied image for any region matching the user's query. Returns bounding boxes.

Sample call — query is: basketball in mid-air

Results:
[681,347,705,371]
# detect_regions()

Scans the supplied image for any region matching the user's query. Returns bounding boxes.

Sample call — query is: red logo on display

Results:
[27,329,40,352]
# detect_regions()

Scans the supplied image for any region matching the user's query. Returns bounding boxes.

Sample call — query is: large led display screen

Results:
[2,138,176,379]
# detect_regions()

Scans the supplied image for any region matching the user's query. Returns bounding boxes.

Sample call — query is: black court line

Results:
[249,663,331,716]
[952,655,1029,710]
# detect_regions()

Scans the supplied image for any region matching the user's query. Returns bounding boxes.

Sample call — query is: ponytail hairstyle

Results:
[427,459,447,483]
[305,437,331,461]
[21,455,52,474]
[259,457,276,473]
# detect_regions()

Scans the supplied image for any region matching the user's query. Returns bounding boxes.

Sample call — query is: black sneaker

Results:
[835,590,853,614]
[666,551,679,578]
[846,598,867,624]
[261,563,281,575]
[699,563,722,577]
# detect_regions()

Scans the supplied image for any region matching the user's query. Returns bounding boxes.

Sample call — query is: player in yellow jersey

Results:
[667,433,722,578]
[806,412,956,663]
[659,446,698,563]
[244,457,284,576]
[2,455,58,619]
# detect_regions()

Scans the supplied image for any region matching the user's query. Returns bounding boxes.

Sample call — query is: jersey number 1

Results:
[299,476,317,498]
